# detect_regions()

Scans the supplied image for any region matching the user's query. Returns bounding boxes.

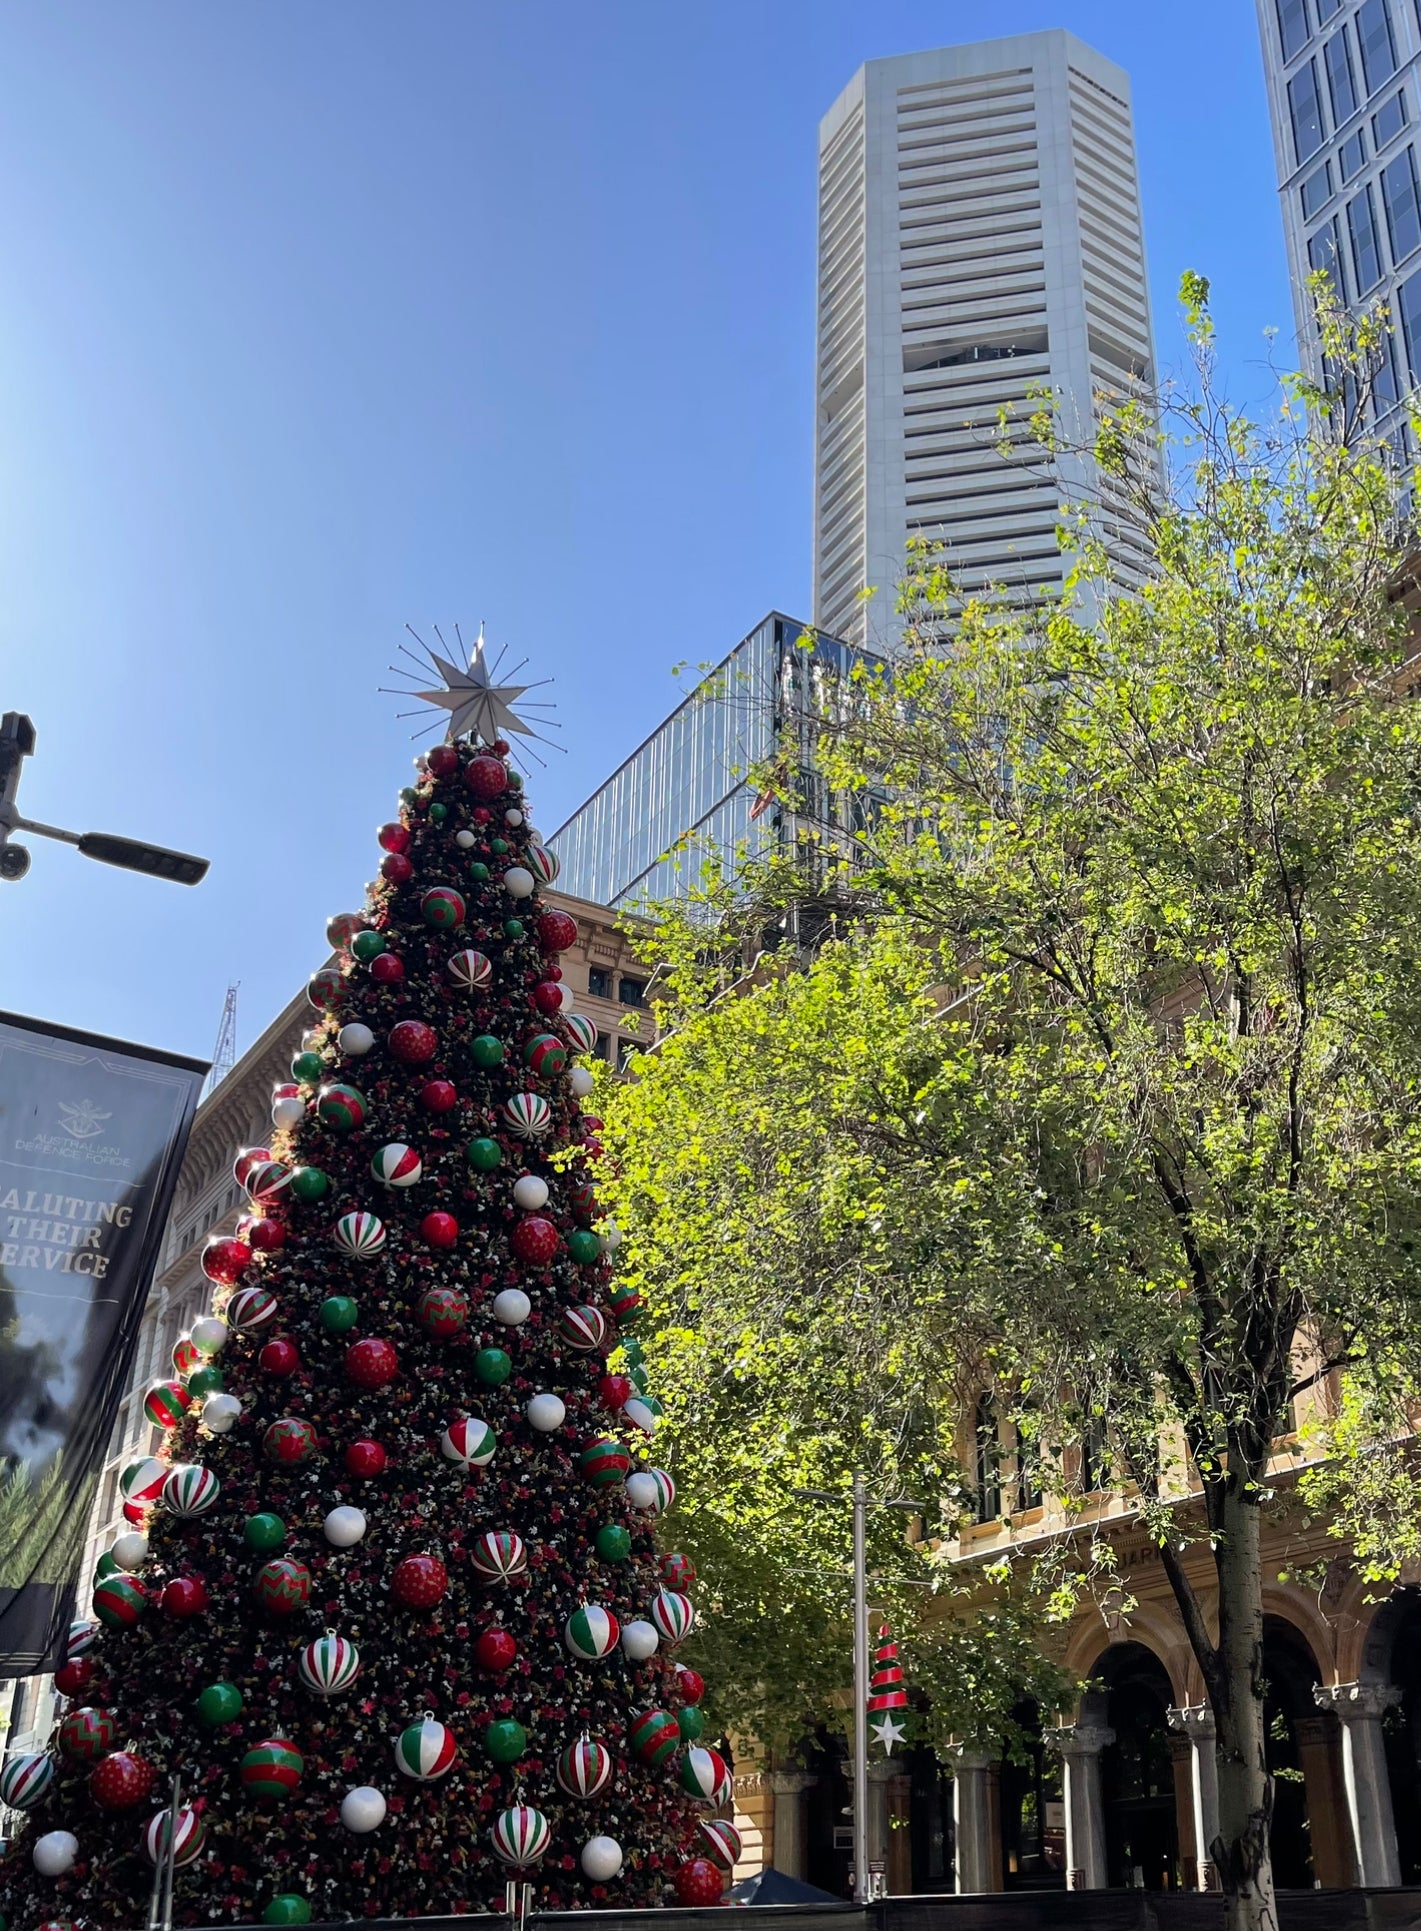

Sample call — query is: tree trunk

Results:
[1211,1482,1279,1931]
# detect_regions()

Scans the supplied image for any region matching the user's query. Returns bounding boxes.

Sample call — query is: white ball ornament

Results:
[33,1830,78,1876]
[625,1470,659,1510]
[341,1785,387,1833]
[202,1392,242,1434]
[324,1506,368,1547]
[504,808,524,827]
[338,1022,375,1057]
[503,866,536,899]
[581,1835,624,1881]
[272,1096,305,1129]
[558,981,576,1012]
[621,1618,660,1660]
[526,1393,567,1433]
[512,1173,549,1211]
[190,1315,228,1355]
[599,1220,623,1253]
[112,1532,148,1571]
[569,1066,594,1099]
[456,828,476,849]
[492,1288,532,1326]
[301,1028,325,1054]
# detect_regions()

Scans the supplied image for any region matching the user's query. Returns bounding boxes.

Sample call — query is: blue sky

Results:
[1,1,1292,1068]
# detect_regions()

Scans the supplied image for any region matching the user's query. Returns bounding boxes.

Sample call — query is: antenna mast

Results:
[204,984,239,1098]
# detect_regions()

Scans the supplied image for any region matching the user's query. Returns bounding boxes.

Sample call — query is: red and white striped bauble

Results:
[333,1211,386,1257]
[244,1159,291,1204]
[394,1715,457,1781]
[680,1745,732,1805]
[447,949,493,991]
[142,1804,206,1867]
[492,1804,551,1868]
[556,1736,613,1798]
[440,1416,496,1468]
[626,1466,675,1513]
[563,1012,597,1054]
[565,1603,620,1660]
[698,1818,744,1871]
[225,1285,279,1333]
[470,1529,527,1581]
[526,843,559,884]
[557,1305,608,1352]
[161,1464,220,1519]
[298,1633,361,1695]
[371,1143,422,1187]
[120,1456,168,1508]
[501,1092,551,1138]
[650,1588,694,1646]
[66,1617,98,1660]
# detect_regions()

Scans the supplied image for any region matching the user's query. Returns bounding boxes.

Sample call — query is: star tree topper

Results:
[383,623,560,760]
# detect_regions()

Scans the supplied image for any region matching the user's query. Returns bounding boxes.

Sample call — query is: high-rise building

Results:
[814,32,1157,647]
[1256,0,1421,434]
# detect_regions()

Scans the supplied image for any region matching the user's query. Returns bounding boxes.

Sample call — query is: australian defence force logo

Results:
[11,1095,131,1172]
[57,1098,111,1140]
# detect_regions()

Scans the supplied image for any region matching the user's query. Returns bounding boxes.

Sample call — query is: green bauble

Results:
[595,1523,632,1562]
[399,787,419,806]
[289,1165,330,1202]
[629,1364,651,1394]
[468,861,490,882]
[197,1680,243,1726]
[350,930,386,962]
[507,772,523,791]
[505,919,524,938]
[470,1035,504,1068]
[622,1337,645,1367]
[319,1294,360,1334]
[485,1717,527,1763]
[244,1512,287,1552]
[475,1347,512,1387]
[490,837,509,855]
[566,1228,602,1265]
[467,1138,502,1172]
[291,1051,324,1085]
[678,1705,705,1741]
[429,803,448,824]
[95,1551,119,1581]
[187,1365,224,1399]
[263,1900,313,1927]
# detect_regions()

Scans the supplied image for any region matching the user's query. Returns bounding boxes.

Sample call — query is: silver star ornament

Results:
[869,1712,908,1755]
[414,636,536,746]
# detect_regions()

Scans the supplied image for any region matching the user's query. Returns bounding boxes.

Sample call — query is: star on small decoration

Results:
[869,1712,907,1754]
[381,622,561,763]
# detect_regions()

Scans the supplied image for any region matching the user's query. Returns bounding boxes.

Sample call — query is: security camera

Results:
[0,842,32,881]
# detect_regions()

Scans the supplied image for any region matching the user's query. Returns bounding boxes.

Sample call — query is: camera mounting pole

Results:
[0,712,210,886]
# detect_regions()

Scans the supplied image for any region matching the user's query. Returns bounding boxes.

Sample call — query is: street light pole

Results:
[851,1468,870,1906]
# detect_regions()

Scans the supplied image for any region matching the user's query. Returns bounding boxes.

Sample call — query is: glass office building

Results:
[547,612,875,909]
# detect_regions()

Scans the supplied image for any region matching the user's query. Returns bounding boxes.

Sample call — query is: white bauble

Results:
[33,1830,78,1876]
[625,1470,659,1511]
[621,1618,660,1660]
[324,1506,367,1547]
[301,1028,325,1054]
[112,1532,148,1571]
[338,1022,375,1057]
[526,1393,566,1433]
[524,825,542,843]
[503,866,536,899]
[558,981,576,1012]
[202,1392,242,1434]
[341,1785,387,1833]
[599,1220,623,1253]
[568,1066,594,1099]
[492,1288,532,1326]
[272,1096,305,1129]
[504,808,524,827]
[456,829,476,850]
[190,1315,228,1355]
[414,753,428,771]
[581,1835,624,1881]
[512,1174,549,1211]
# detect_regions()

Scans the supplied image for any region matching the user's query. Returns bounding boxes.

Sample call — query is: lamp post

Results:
[0,712,209,886]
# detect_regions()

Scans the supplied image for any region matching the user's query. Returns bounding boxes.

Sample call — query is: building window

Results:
[1289,58,1326,164]
[1317,0,1342,14]
[1349,184,1385,292]
[1383,146,1421,262]
[616,1036,639,1071]
[1308,214,1347,296]
[1374,88,1409,147]
[618,977,647,1008]
[592,1032,612,1061]
[1339,126,1368,179]
[1277,0,1311,60]
[1375,325,1401,405]
[1325,27,1358,124]
[1301,160,1333,219]
[1016,1424,1043,1513]
[973,1395,1001,1524]
[586,967,611,999]
[1396,264,1421,378]
[1081,1418,1111,1494]
[1358,0,1397,96]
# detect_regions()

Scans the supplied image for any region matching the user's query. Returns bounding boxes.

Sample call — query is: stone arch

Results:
[1067,1613,1192,1716]
[1078,1641,1181,1890]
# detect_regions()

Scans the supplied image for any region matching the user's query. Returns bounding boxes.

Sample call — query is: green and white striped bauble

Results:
[394,1715,457,1780]
[333,1210,386,1257]
[565,1603,620,1660]
[161,1464,220,1519]
[0,1750,55,1809]
[492,1804,551,1868]
[299,1633,361,1696]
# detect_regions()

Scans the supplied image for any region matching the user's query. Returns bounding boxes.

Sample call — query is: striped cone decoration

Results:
[565,1603,620,1660]
[698,1818,744,1872]
[563,1012,597,1054]
[0,1751,55,1810]
[578,1437,630,1487]
[142,1804,206,1868]
[240,1737,304,1800]
[334,1210,386,1257]
[394,1715,457,1781]
[448,948,493,991]
[680,1745,731,1805]
[649,1588,694,1647]
[440,1415,496,1468]
[471,1529,527,1581]
[371,1142,422,1187]
[244,1159,292,1204]
[558,1305,608,1353]
[492,1804,551,1868]
[502,1092,552,1138]
[299,1633,362,1695]
[556,1736,614,1798]
[225,1285,279,1333]
[161,1464,220,1519]
[630,1708,680,1768]
[867,1620,910,1753]
[527,842,560,884]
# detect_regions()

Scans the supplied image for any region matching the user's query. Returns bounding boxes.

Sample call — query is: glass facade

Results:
[546,613,878,909]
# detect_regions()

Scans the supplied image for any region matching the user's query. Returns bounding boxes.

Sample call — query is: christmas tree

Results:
[0,642,737,1928]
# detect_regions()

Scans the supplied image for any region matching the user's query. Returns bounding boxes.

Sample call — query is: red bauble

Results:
[677,1664,706,1705]
[90,1749,156,1811]
[377,822,410,854]
[510,1215,560,1265]
[475,1627,518,1672]
[598,1373,632,1409]
[371,951,406,984]
[674,1859,724,1906]
[391,1552,448,1609]
[54,1657,94,1697]
[471,807,490,825]
[233,1145,272,1186]
[537,909,578,953]
[346,1337,399,1389]
[420,1078,458,1113]
[531,980,564,1017]
[260,1338,300,1378]
[427,744,460,779]
[345,1439,388,1477]
[465,756,508,799]
[380,851,414,886]
[247,1216,286,1252]
[389,1019,438,1065]
[161,1576,209,1619]
[421,1211,459,1250]
[201,1237,252,1286]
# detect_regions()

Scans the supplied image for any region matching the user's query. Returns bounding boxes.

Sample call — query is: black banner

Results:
[0,1010,205,1676]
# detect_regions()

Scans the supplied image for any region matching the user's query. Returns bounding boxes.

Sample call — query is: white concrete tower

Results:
[813,31,1156,647]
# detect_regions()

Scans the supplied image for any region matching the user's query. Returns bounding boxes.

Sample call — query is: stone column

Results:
[1167,1706,1220,1891]
[1046,1722,1114,1891]
[1314,1683,1402,1888]
[947,1746,994,1894]
[765,1769,817,1880]
[1292,1714,1352,1889]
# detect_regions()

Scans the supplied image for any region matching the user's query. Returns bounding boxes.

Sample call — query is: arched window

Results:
[1015,1414,1044,1512]
[974,1394,1001,1523]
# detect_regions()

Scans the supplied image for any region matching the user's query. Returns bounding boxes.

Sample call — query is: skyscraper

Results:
[1256,0,1421,433]
[813,32,1156,647]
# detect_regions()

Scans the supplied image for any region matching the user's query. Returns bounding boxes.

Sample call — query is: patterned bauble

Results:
[263,1417,317,1465]
[371,1142,422,1187]
[227,1285,279,1333]
[471,1529,527,1581]
[565,1603,620,1660]
[556,1736,613,1798]
[93,1574,146,1629]
[502,1092,552,1138]
[527,842,560,884]
[607,1282,643,1325]
[255,1558,311,1616]
[579,1437,631,1487]
[564,1011,598,1054]
[306,966,344,1012]
[0,1750,54,1809]
[91,1749,156,1811]
[65,1616,98,1660]
[394,1715,457,1780]
[418,1286,469,1338]
[626,1467,675,1513]
[316,1082,366,1132]
[567,1179,599,1223]
[161,1464,220,1519]
[448,948,492,991]
[201,1236,252,1286]
[559,1304,608,1352]
[511,1215,561,1265]
[465,755,508,799]
[389,1019,439,1064]
[299,1634,361,1696]
[492,1804,550,1868]
[524,1032,567,1077]
[629,1708,680,1767]
[391,1552,447,1609]
[334,1210,386,1257]
[681,1744,732,1805]
[440,1415,496,1468]
[241,1737,304,1801]
[59,1705,116,1760]
[485,1717,528,1763]
[674,1857,724,1906]
[143,1380,189,1429]
[245,1159,293,1204]
[537,908,578,952]
[420,885,466,930]
[659,1552,696,1589]
[650,1587,695,1646]
[142,1804,206,1868]
[345,1336,399,1388]
[595,1522,632,1562]
[120,1455,167,1508]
